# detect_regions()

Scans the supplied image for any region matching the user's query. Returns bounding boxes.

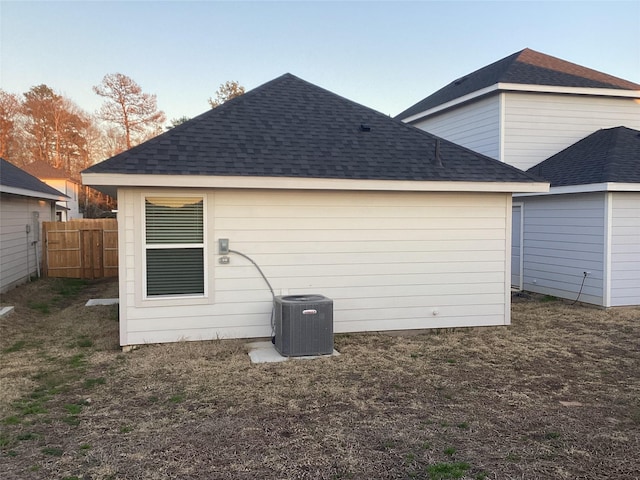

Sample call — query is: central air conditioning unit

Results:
[274,294,333,357]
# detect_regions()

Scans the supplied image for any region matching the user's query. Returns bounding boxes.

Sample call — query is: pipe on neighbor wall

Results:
[34,241,40,278]
[25,224,31,282]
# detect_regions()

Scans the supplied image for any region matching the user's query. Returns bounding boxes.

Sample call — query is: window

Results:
[144,196,204,297]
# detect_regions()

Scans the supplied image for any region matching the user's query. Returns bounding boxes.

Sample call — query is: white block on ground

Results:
[85,298,119,306]
[246,340,340,364]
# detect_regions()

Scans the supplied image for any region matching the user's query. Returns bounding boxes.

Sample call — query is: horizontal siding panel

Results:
[215,261,505,279]
[336,315,507,332]
[526,241,603,254]
[216,216,507,231]
[525,233,604,245]
[335,304,505,322]
[214,283,504,303]
[216,204,507,219]
[220,250,506,267]
[223,228,505,242]
[215,271,506,292]
[230,239,506,254]
[215,191,501,207]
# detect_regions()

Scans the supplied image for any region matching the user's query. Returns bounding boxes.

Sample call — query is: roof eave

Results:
[514,182,639,197]
[82,172,549,194]
[0,185,69,201]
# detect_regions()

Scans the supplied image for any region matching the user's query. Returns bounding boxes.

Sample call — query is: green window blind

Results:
[145,197,204,297]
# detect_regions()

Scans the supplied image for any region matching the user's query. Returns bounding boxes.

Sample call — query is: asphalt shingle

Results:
[84,74,539,184]
[526,127,640,187]
[396,48,640,121]
[0,158,67,198]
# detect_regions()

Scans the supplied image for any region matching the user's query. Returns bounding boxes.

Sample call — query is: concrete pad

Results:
[246,340,340,364]
[0,306,14,317]
[85,298,119,307]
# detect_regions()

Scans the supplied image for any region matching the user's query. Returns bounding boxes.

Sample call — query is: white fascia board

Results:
[401,85,500,123]
[401,83,639,124]
[82,172,549,194]
[514,182,639,197]
[498,83,640,99]
[0,185,68,201]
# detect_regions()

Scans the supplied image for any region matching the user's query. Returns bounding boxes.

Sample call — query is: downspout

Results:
[34,240,41,278]
[26,224,31,282]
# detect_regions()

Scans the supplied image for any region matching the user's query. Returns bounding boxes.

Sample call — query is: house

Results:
[22,160,82,221]
[82,73,547,347]
[396,48,640,171]
[397,48,640,305]
[0,158,68,293]
[519,127,639,307]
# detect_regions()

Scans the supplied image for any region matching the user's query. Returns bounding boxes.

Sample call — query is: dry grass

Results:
[1,279,639,479]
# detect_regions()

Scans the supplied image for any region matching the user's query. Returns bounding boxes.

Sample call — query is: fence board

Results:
[43,219,118,279]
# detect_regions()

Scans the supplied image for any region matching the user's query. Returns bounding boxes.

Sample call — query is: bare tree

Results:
[0,89,22,160]
[208,80,245,108]
[22,85,90,173]
[93,73,166,150]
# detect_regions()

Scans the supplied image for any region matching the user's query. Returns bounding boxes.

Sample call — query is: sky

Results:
[1,1,639,123]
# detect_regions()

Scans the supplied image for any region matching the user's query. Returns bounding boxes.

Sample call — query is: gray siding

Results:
[503,93,640,171]
[522,193,606,305]
[610,192,640,306]
[1,193,55,293]
[411,95,501,160]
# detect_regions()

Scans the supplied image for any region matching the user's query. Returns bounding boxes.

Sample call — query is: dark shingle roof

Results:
[396,48,640,120]
[526,127,640,187]
[0,158,67,198]
[84,74,539,184]
[23,160,72,179]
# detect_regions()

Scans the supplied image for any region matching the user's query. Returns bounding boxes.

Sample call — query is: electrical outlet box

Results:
[218,238,229,255]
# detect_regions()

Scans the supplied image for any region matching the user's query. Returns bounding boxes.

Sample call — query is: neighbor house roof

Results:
[396,48,640,121]
[83,74,545,194]
[526,126,640,187]
[0,158,68,200]
[23,160,78,182]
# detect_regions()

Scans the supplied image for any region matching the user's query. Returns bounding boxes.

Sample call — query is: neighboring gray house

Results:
[397,48,640,306]
[521,127,640,307]
[83,74,546,347]
[0,158,68,292]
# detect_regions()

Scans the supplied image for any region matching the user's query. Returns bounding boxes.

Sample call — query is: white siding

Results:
[0,193,55,293]
[411,95,501,160]
[609,192,640,306]
[521,193,606,305]
[44,179,81,220]
[503,93,640,171]
[118,189,512,346]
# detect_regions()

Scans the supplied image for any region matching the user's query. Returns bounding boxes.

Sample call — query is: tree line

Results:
[0,76,244,216]
[1,75,244,176]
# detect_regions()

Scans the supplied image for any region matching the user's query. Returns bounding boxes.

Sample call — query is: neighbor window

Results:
[144,196,204,297]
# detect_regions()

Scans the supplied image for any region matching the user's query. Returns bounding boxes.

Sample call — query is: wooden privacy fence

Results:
[43,219,118,279]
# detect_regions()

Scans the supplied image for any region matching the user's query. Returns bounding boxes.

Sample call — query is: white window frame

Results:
[142,193,208,300]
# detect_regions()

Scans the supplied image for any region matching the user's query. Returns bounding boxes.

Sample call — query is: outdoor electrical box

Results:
[218,238,229,255]
[274,295,333,357]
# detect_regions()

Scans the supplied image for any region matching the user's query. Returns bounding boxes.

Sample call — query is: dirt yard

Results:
[1,278,638,479]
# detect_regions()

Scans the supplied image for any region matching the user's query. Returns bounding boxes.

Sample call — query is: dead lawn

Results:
[0,278,639,479]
